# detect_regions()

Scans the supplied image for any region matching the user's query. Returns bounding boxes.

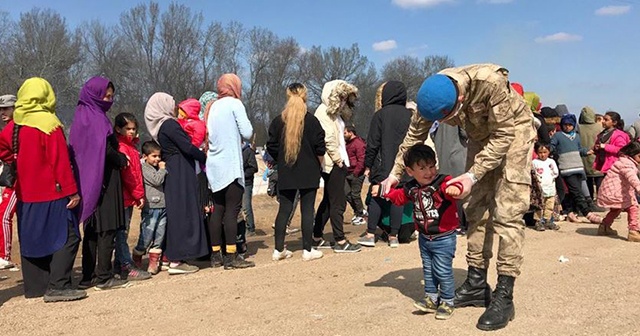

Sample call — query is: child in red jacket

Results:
[113,113,151,280]
[384,143,462,320]
[177,98,206,148]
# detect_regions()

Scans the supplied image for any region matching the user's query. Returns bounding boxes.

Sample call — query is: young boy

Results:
[532,143,560,231]
[132,141,168,275]
[384,143,461,320]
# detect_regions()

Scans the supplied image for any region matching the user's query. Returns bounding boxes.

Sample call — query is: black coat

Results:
[157,119,208,261]
[242,144,258,186]
[365,81,412,184]
[267,112,326,190]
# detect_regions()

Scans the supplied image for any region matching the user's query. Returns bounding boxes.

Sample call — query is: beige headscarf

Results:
[217,74,242,99]
[144,92,176,141]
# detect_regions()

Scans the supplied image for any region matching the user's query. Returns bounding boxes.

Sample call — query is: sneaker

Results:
[546,218,560,231]
[272,248,293,261]
[413,297,438,313]
[312,239,335,249]
[411,230,419,240]
[286,227,301,235]
[302,249,323,261]
[224,253,255,270]
[0,258,15,270]
[357,235,376,247]
[388,236,400,248]
[597,224,618,237]
[361,209,368,217]
[123,266,152,281]
[586,212,603,224]
[435,302,455,320]
[534,220,546,231]
[77,278,98,290]
[161,255,170,271]
[168,263,199,275]
[351,217,366,226]
[333,241,361,253]
[43,289,87,303]
[211,251,223,268]
[95,278,131,291]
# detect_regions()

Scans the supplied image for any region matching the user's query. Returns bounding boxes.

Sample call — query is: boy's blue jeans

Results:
[135,207,167,252]
[243,184,255,232]
[419,231,457,302]
[114,207,135,269]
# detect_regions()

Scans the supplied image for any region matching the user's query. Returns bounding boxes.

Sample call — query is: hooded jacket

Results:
[550,114,588,174]
[578,106,603,177]
[597,155,640,209]
[365,81,412,184]
[117,133,144,207]
[178,98,206,148]
[314,80,358,173]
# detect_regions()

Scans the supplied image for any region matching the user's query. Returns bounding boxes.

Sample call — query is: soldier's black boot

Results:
[454,266,492,307]
[476,275,516,331]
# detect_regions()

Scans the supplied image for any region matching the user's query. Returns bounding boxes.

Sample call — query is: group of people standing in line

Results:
[1,62,639,333]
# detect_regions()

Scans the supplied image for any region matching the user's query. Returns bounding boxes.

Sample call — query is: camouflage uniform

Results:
[391,64,535,277]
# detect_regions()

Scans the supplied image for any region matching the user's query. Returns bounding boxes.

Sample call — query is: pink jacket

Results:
[177,98,206,148]
[597,156,640,209]
[593,129,630,173]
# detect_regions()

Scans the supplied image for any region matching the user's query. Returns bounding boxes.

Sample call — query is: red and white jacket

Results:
[385,174,458,236]
[117,134,144,207]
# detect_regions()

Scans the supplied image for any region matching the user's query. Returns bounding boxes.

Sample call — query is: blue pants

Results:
[243,183,255,232]
[419,232,457,302]
[135,207,167,252]
[114,207,134,269]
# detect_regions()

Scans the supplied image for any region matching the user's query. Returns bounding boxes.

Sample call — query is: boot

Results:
[147,248,161,275]
[628,230,640,242]
[597,224,618,236]
[453,266,492,308]
[223,253,255,270]
[211,251,223,268]
[476,275,516,331]
[132,248,145,269]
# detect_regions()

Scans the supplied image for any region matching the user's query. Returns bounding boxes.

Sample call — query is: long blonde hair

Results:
[282,83,308,166]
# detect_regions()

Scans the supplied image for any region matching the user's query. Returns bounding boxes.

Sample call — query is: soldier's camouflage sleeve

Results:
[390,109,433,179]
[467,84,515,181]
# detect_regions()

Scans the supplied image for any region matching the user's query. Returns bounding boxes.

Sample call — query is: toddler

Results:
[384,144,461,320]
[532,143,560,231]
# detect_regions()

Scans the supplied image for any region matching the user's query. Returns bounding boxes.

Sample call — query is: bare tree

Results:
[382,54,454,101]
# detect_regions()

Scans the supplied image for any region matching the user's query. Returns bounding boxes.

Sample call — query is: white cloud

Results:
[595,5,631,16]
[372,40,398,52]
[392,0,454,9]
[534,32,583,44]
[478,0,513,4]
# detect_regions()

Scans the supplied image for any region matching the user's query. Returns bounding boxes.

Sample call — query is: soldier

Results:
[380,64,535,331]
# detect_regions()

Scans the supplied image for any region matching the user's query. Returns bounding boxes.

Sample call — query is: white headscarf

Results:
[144,92,176,141]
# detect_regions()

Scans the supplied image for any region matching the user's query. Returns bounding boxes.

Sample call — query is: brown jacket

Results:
[391,64,535,184]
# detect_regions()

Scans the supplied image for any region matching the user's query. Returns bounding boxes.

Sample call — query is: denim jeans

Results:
[419,231,457,302]
[135,207,167,252]
[243,183,255,232]
[114,207,135,269]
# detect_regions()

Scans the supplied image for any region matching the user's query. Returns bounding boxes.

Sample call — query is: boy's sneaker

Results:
[357,235,376,247]
[43,289,87,303]
[534,220,546,231]
[0,258,15,270]
[95,278,131,291]
[435,302,455,320]
[168,263,199,275]
[123,266,152,281]
[302,249,323,261]
[413,297,438,313]
[388,236,400,248]
[312,239,334,249]
[333,241,361,253]
[351,217,366,226]
[272,248,293,261]
[546,218,560,231]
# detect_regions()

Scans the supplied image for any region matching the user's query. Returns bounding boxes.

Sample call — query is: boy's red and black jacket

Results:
[117,133,144,207]
[385,174,458,235]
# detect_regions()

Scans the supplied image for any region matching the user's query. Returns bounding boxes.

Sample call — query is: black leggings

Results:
[209,181,244,247]
[82,218,116,284]
[563,173,590,216]
[313,166,347,242]
[586,175,604,200]
[275,188,317,252]
[367,196,404,236]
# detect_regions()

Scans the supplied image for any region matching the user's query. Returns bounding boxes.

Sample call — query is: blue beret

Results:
[416,74,457,121]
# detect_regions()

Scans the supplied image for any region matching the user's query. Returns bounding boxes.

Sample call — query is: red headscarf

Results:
[217,74,242,99]
[511,82,524,96]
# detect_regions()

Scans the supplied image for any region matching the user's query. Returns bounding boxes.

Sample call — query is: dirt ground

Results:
[2,188,640,336]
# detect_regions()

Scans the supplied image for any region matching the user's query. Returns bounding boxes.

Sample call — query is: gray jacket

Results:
[141,161,167,208]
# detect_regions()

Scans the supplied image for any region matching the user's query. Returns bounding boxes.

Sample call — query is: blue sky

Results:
[7,0,640,123]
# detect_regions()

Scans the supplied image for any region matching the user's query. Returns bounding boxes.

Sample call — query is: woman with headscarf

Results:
[206,74,255,269]
[70,76,130,290]
[144,92,208,274]
[0,78,85,302]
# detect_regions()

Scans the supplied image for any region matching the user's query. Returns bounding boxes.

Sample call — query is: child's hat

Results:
[416,74,457,121]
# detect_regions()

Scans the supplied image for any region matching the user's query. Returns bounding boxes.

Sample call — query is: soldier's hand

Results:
[446,173,475,199]
[380,175,400,197]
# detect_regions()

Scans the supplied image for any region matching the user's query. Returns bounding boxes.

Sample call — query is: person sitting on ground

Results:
[384,144,461,320]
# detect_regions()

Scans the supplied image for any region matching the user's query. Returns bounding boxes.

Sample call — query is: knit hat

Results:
[0,94,16,107]
[416,74,457,121]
